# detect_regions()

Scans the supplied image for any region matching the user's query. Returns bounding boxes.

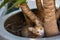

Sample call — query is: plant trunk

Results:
[19,3,44,27]
[43,0,59,36]
[36,0,44,21]
[23,13,31,25]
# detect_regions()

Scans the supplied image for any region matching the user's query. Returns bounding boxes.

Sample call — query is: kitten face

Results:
[28,26,44,36]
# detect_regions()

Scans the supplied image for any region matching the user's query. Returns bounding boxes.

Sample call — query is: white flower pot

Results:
[0,8,60,40]
[0,0,60,40]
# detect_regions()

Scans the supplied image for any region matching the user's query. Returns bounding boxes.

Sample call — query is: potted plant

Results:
[0,0,60,40]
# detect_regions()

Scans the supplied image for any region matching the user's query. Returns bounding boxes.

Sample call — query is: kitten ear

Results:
[28,27,34,31]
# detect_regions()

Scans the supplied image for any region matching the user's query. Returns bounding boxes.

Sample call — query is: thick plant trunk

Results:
[36,0,44,21]
[19,3,43,26]
[43,0,59,36]
[23,13,31,25]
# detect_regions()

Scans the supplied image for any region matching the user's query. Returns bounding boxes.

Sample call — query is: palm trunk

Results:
[43,0,59,36]
[19,3,43,26]
[36,0,44,21]
[23,13,31,25]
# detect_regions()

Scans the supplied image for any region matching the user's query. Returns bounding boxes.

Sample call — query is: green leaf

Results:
[0,0,27,13]
[7,0,26,12]
[0,0,9,8]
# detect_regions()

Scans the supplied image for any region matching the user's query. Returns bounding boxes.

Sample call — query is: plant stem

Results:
[19,3,43,26]
[36,0,44,21]
[43,0,59,36]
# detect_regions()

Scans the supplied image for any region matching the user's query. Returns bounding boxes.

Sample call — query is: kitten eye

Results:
[37,31,39,33]
[40,28,43,30]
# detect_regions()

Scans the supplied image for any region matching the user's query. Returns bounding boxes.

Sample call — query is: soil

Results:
[4,9,60,38]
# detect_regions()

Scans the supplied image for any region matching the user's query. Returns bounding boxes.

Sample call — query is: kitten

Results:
[28,25,44,38]
[21,25,37,38]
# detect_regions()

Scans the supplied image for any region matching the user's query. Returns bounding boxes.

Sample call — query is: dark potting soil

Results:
[4,9,60,38]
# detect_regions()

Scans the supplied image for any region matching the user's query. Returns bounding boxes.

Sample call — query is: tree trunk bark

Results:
[19,3,43,26]
[36,0,44,21]
[43,0,59,36]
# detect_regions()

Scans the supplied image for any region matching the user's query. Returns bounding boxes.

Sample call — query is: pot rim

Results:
[0,9,60,40]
